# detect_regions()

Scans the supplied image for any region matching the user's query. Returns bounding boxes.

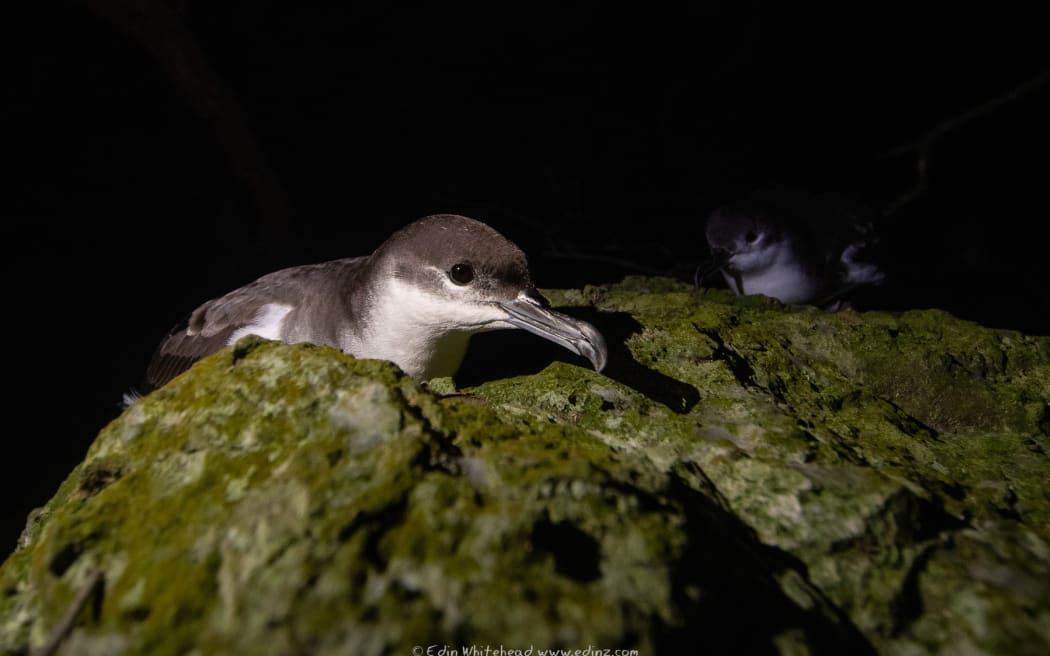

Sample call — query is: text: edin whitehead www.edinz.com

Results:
[414,645,640,656]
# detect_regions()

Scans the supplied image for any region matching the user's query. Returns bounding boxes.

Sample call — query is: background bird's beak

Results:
[498,293,608,372]
[694,249,731,287]
[694,247,736,286]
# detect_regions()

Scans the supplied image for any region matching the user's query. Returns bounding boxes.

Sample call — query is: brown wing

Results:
[141,296,254,393]
[137,256,369,394]
[142,316,235,392]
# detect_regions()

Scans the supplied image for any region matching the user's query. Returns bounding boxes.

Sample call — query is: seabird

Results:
[701,186,886,308]
[135,214,607,395]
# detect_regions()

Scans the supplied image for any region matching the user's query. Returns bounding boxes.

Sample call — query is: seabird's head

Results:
[704,200,792,279]
[702,186,886,306]
[363,214,607,378]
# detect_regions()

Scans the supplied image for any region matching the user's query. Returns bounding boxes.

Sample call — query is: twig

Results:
[30,569,105,656]
[882,68,1050,214]
[76,0,294,236]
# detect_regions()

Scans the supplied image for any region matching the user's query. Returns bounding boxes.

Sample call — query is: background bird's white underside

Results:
[725,265,821,304]
[724,240,883,304]
[724,243,821,304]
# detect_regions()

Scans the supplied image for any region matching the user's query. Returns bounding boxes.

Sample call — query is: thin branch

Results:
[883,67,1050,214]
[77,0,294,235]
[882,144,931,216]
[30,569,104,656]
[885,68,1050,157]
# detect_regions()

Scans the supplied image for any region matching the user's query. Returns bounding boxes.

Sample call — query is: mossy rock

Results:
[2,277,1048,655]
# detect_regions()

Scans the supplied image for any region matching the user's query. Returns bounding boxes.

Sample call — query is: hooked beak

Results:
[498,292,608,372]
[695,248,743,293]
[694,248,731,287]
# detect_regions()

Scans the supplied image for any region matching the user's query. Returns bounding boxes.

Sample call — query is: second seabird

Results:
[702,186,886,308]
[136,214,607,394]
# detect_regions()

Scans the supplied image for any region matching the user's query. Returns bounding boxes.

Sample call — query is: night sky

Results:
[4,1,1048,549]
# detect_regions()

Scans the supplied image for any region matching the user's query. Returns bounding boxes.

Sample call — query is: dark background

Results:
[3,1,1048,550]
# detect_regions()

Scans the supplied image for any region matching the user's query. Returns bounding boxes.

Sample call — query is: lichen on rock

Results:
[2,277,1048,655]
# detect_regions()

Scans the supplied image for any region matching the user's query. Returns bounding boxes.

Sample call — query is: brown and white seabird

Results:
[134,214,607,396]
[702,186,886,308]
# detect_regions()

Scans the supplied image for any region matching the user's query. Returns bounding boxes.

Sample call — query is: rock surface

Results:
[2,277,1048,655]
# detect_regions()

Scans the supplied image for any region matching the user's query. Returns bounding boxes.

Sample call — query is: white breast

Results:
[737,265,822,304]
[344,276,510,380]
[727,241,822,304]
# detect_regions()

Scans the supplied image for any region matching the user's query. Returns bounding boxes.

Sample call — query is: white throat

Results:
[726,241,821,304]
[344,276,510,380]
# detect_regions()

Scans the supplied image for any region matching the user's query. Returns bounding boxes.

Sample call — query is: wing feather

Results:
[138,257,368,393]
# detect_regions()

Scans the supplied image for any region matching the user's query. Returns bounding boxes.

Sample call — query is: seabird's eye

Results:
[745,231,758,243]
[449,262,475,285]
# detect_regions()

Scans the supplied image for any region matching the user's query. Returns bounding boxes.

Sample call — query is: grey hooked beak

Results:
[498,292,608,372]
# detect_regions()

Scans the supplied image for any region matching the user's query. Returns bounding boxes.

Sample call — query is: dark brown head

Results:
[361,214,606,375]
[372,214,535,303]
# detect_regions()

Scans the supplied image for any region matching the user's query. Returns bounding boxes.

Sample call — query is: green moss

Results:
[3,279,1049,655]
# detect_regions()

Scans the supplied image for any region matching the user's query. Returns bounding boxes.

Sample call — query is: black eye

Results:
[449,262,475,285]
[745,231,758,243]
